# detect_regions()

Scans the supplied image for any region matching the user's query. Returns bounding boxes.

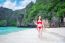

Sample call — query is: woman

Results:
[33,16,44,38]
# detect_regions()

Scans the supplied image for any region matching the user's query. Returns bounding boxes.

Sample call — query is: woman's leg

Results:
[37,27,43,38]
[39,28,43,38]
[37,27,40,38]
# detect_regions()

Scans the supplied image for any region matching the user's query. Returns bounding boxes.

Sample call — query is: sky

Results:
[0,0,36,11]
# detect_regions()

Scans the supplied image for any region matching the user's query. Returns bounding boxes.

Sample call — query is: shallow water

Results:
[0,27,31,35]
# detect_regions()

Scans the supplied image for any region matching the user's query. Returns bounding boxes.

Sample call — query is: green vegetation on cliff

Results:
[24,0,65,24]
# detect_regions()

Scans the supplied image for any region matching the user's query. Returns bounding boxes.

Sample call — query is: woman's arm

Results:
[33,20,37,25]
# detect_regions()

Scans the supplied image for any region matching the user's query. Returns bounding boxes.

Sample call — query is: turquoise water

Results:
[0,27,30,35]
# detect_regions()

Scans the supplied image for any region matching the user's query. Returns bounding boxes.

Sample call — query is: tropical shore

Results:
[0,28,65,43]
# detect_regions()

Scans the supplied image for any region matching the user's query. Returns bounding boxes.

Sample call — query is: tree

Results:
[24,0,65,25]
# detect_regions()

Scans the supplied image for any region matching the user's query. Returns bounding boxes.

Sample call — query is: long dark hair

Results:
[37,16,42,21]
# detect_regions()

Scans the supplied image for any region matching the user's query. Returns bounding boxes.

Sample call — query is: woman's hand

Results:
[33,20,37,25]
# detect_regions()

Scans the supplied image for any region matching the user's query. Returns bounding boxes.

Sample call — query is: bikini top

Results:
[37,21,42,24]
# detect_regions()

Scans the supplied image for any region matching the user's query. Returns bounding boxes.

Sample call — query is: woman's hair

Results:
[37,16,42,21]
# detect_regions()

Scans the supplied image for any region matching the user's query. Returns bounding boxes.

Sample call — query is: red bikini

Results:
[37,21,43,30]
[37,21,42,24]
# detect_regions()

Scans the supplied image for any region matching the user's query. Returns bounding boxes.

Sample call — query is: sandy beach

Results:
[0,28,65,43]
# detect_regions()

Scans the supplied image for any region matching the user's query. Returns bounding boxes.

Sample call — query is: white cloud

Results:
[2,0,16,10]
[0,0,36,11]
[15,0,32,10]
[15,0,36,10]
[32,0,36,3]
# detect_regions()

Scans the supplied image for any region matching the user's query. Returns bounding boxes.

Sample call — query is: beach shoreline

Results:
[0,28,65,43]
